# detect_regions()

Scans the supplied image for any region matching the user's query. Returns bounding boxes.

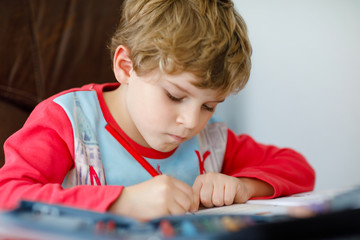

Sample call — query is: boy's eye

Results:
[167,92,183,102]
[202,104,215,112]
[166,90,215,112]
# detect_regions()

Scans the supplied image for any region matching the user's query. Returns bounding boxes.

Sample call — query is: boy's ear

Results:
[113,45,133,84]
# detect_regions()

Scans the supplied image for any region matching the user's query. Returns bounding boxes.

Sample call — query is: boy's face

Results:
[121,69,225,152]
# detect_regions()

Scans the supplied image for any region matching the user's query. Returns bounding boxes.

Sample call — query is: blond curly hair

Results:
[110,0,252,95]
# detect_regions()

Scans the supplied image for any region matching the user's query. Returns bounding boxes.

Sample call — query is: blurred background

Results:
[218,0,360,190]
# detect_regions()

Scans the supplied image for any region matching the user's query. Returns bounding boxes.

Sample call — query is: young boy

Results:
[0,0,315,221]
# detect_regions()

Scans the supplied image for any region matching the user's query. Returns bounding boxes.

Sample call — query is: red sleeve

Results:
[222,129,315,199]
[0,95,123,212]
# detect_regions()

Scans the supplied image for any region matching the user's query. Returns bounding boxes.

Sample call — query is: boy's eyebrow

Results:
[169,81,191,95]
[169,82,225,103]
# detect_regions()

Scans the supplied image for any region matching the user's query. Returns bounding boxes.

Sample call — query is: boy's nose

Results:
[176,107,199,130]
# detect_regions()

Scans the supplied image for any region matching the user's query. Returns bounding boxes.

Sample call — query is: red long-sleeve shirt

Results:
[0,83,315,212]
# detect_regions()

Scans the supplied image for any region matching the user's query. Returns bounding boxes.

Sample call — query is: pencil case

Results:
[2,195,360,240]
[0,200,286,240]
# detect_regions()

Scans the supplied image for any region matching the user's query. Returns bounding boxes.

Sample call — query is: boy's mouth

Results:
[168,134,186,143]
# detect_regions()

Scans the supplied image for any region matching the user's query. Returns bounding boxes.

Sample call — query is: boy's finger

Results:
[192,176,202,193]
[171,177,195,201]
[212,184,225,207]
[191,179,202,212]
[173,185,195,213]
[224,182,237,205]
[170,177,198,212]
[191,190,200,212]
[199,181,214,208]
[169,194,191,215]
[168,202,188,215]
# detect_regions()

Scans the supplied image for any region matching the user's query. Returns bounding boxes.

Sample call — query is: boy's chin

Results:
[150,143,179,153]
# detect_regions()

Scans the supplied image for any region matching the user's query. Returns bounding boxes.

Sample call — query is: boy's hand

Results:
[192,172,274,208]
[192,172,251,208]
[109,175,197,221]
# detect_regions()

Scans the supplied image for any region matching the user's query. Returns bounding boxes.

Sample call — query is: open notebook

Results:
[194,186,356,216]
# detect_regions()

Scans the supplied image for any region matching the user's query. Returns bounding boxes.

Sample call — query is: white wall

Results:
[217,0,360,190]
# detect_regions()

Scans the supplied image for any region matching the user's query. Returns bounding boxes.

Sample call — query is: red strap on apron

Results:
[105,124,160,177]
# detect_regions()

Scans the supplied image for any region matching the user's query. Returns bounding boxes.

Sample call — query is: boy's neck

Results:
[103,85,147,148]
